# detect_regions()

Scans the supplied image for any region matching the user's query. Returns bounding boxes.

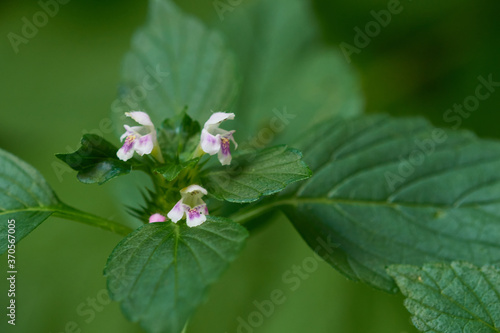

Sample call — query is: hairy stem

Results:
[53,203,133,236]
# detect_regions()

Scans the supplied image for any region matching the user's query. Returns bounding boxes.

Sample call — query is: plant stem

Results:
[52,203,133,236]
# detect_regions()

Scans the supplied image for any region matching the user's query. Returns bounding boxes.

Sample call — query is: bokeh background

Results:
[1,0,499,332]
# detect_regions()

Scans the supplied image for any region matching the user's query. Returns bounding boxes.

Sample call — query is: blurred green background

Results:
[1,0,499,332]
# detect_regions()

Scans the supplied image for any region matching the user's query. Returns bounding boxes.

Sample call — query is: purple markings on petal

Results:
[170,185,209,227]
[186,208,207,227]
[188,209,201,220]
[204,134,219,150]
[220,138,231,156]
[117,111,159,161]
[193,204,208,216]
[200,113,236,164]
[139,135,151,145]
[201,130,221,155]
[207,134,217,144]
[117,135,137,161]
[167,201,184,223]
[135,134,154,155]
[122,135,136,153]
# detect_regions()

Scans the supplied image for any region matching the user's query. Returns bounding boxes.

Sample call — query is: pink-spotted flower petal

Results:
[167,185,209,227]
[199,112,237,165]
[167,200,185,223]
[134,134,154,156]
[218,137,232,165]
[200,129,221,155]
[186,208,206,227]
[117,111,163,162]
[117,135,137,161]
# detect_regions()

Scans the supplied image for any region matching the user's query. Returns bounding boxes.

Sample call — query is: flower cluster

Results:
[118,111,237,227]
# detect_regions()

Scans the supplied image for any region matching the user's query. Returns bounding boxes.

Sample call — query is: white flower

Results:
[200,112,238,165]
[149,213,166,223]
[117,111,163,162]
[167,185,209,227]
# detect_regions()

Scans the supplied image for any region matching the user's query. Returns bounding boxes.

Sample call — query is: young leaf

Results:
[56,134,131,185]
[113,0,238,129]
[201,145,311,203]
[104,216,248,333]
[274,114,500,292]
[154,158,199,182]
[387,262,500,333]
[0,149,60,254]
[157,113,201,163]
[217,0,362,142]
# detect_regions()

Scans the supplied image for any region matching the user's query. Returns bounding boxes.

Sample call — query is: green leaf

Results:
[154,158,199,182]
[157,112,201,163]
[201,145,311,203]
[104,216,248,333]
[0,149,60,254]
[112,0,238,129]
[0,149,132,248]
[217,0,363,142]
[274,114,500,292]
[56,134,131,185]
[387,262,500,333]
